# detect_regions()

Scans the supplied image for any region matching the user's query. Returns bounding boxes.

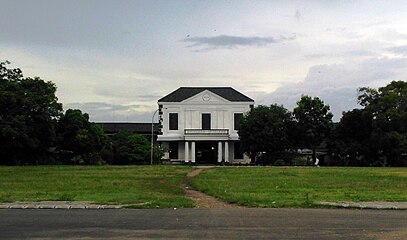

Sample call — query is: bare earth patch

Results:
[183,167,243,208]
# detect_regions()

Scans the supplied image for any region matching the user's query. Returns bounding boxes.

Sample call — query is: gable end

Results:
[158,87,254,102]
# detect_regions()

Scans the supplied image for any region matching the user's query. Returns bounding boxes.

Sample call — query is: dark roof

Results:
[97,122,159,134]
[158,87,254,102]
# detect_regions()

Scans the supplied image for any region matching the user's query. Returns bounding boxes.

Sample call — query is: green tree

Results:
[358,81,407,166]
[57,109,107,164]
[239,104,295,163]
[293,95,333,162]
[109,131,151,164]
[328,109,374,166]
[0,61,62,165]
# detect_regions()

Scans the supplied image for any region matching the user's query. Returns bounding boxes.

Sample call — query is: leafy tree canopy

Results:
[329,109,374,166]
[109,131,151,164]
[57,109,107,164]
[0,61,62,164]
[239,104,295,162]
[293,95,333,160]
[357,81,407,166]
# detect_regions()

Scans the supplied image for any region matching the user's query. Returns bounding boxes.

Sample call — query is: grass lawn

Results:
[0,165,194,208]
[189,167,407,208]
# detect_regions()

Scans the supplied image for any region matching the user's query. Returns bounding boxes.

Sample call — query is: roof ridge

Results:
[158,87,254,102]
[179,86,232,89]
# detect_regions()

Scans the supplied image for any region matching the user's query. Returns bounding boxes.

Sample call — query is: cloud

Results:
[324,27,363,39]
[64,102,140,111]
[93,86,161,102]
[302,38,387,61]
[91,76,163,102]
[64,102,153,122]
[382,29,407,41]
[387,45,407,56]
[294,10,301,21]
[183,34,296,50]
[260,57,407,121]
[305,50,375,59]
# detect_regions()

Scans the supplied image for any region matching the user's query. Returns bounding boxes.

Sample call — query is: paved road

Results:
[1,208,406,239]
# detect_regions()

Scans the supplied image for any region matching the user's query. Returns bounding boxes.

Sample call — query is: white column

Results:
[224,141,229,163]
[191,141,196,163]
[218,141,222,163]
[185,141,189,163]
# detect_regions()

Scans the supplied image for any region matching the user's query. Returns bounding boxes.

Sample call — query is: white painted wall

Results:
[157,90,253,142]
[157,89,253,163]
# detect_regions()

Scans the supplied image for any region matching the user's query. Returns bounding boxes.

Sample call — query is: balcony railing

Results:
[184,129,229,135]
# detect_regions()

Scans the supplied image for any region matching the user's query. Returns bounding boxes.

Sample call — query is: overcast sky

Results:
[1,0,407,122]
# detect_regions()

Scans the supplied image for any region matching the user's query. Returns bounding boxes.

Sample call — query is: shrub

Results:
[291,156,309,166]
[274,159,286,166]
[101,132,165,165]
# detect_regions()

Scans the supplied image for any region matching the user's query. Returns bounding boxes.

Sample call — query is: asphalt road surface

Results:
[1,208,406,239]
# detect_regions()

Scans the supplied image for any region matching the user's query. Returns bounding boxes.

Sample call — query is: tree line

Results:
[239,81,407,167]
[0,61,161,165]
[1,61,406,166]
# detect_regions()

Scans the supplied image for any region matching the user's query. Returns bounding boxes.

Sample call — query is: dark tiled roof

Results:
[97,122,159,134]
[158,87,254,102]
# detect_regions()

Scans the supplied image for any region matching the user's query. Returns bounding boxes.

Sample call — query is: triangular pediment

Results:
[158,87,254,103]
[182,90,230,104]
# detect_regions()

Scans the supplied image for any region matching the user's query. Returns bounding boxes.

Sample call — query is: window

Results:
[234,113,243,130]
[234,142,244,159]
[169,142,178,159]
[202,113,211,130]
[169,113,178,130]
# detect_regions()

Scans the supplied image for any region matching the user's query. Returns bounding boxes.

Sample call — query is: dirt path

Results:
[182,166,243,208]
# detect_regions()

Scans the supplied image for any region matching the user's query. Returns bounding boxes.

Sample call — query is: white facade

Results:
[157,89,254,164]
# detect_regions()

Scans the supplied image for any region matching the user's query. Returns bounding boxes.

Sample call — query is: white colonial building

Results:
[157,87,254,164]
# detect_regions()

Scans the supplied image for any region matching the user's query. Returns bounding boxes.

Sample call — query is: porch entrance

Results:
[195,141,218,164]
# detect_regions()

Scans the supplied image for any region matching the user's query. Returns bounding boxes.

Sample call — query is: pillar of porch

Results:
[218,141,222,163]
[191,141,196,163]
[224,141,229,163]
[185,141,189,163]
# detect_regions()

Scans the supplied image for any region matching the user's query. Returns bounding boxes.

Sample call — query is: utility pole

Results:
[150,109,160,165]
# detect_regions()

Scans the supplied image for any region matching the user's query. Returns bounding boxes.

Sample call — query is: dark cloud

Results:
[183,34,296,50]
[387,45,407,56]
[0,1,117,49]
[0,0,172,50]
[260,57,407,121]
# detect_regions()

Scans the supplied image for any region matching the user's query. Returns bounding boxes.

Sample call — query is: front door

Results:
[196,141,217,164]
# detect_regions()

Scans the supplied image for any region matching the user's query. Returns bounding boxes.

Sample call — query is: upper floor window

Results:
[169,113,178,130]
[234,113,244,130]
[202,113,211,130]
